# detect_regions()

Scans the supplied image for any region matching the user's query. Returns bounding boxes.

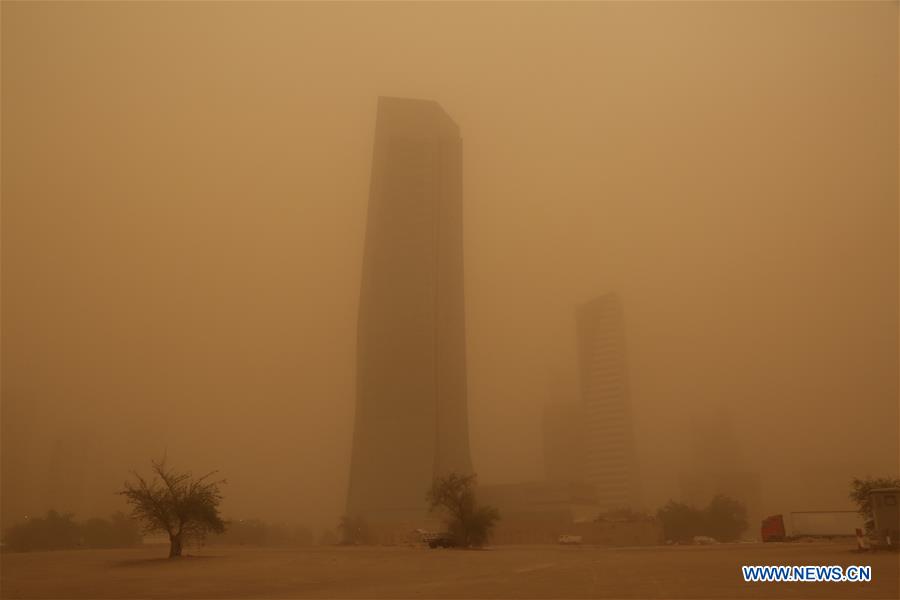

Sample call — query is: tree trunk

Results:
[169,533,183,558]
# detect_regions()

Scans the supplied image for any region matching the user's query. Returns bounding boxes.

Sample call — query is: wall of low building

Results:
[489,512,571,545]
[361,514,662,547]
[362,518,443,546]
[488,511,662,546]
[573,520,662,546]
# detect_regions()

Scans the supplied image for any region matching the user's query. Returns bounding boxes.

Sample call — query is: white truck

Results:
[788,511,863,538]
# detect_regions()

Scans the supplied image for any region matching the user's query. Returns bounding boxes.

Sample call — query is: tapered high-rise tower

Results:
[576,293,641,509]
[346,98,472,525]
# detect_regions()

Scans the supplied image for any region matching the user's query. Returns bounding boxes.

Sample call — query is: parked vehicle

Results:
[789,511,862,538]
[692,536,718,545]
[761,514,786,542]
[762,511,863,542]
[557,534,582,545]
[417,529,456,548]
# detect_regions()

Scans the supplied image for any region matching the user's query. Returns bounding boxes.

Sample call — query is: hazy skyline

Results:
[2,1,897,534]
[347,96,472,523]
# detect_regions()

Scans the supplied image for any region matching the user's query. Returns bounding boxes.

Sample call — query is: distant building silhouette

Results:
[576,293,641,509]
[543,402,586,484]
[478,480,660,545]
[346,97,472,526]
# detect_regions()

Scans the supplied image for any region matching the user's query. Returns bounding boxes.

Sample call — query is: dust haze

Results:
[2,0,897,541]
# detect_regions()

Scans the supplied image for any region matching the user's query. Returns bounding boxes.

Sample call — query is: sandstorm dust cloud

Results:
[1,1,897,536]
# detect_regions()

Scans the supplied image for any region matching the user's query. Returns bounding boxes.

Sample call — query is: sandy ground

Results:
[1,542,897,599]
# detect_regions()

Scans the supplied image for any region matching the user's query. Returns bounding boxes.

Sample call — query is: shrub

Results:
[1,510,140,552]
[657,495,747,542]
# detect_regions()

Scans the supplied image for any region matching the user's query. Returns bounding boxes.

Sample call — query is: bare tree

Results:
[120,459,226,558]
[427,472,499,548]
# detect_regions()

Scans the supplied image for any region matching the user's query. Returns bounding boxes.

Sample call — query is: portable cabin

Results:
[869,487,899,549]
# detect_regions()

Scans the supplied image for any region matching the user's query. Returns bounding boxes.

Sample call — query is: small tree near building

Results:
[120,459,226,558]
[657,501,704,543]
[427,472,500,548]
[704,494,748,542]
[657,495,747,543]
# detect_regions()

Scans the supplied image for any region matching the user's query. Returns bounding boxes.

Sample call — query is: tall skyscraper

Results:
[346,97,472,525]
[542,401,587,485]
[576,293,641,509]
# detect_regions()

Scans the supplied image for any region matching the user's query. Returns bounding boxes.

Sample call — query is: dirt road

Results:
[2,542,897,598]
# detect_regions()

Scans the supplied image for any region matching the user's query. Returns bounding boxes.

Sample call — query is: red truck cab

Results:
[761,514,786,542]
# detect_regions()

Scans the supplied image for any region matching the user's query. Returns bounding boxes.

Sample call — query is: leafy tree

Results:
[657,495,747,542]
[704,494,747,542]
[657,501,705,543]
[81,512,142,549]
[1,510,81,552]
[427,472,500,548]
[850,476,900,534]
[120,459,226,558]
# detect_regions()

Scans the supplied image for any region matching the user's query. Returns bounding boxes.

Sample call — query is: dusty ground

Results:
[1,542,897,599]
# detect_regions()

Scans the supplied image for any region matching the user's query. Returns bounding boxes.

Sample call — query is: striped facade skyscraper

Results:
[575,293,641,509]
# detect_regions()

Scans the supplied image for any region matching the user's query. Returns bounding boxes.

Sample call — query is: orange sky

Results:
[2,1,897,533]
